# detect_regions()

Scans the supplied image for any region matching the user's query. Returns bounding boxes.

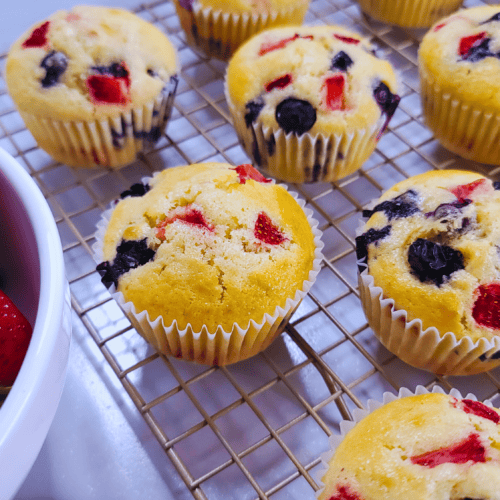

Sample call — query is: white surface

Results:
[0,147,71,500]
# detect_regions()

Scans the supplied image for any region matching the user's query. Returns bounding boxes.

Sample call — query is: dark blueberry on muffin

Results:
[275,97,317,135]
[245,98,265,127]
[481,11,500,24]
[425,199,472,220]
[96,238,156,288]
[373,82,401,138]
[330,50,354,72]
[40,51,68,88]
[120,183,151,199]
[92,61,129,78]
[355,225,391,264]
[363,189,419,221]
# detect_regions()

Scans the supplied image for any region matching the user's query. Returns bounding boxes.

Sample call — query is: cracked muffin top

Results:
[318,392,500,500]
[356,169,500,342]
[97,162,316,332]
[5,5,178,121]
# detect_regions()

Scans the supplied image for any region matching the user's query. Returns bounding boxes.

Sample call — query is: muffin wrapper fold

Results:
[358,263,500,376]
[315,385,495,498]
[356,0,462,28]
[227,96,381,184]
[420,65,500,165]
[21,88,177,170]
[173,0,309,60]
[93,181,324,366]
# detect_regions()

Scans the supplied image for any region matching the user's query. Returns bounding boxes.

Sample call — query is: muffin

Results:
[5,6,179,169]
[355,0,463,28]
[317,387,500,500]
[225,25,401,183]
[93,162,323,365]
[173,0,310,60]
[356,169,500,375]
[419,5,500,165]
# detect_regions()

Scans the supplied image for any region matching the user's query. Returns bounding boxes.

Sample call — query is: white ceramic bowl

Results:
[0,147,71,499]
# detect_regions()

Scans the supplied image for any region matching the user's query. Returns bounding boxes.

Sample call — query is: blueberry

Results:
[408,238,464,286]
[494,181,500,190]
[40,51,68,88]
[275,98,316,135]
[363,189,419,221]
[481,11,500,23]
[355,225,391,266]
[330,51,353,72]
[425,199,472,219]
[373,82,400,138]
[96,238,155,289]
[91,62,128,78]
[120,183,150,199]
[245,98,265,127]
[461,38,494,62]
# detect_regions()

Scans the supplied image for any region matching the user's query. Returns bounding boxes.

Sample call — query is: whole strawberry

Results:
[0,290,33,387]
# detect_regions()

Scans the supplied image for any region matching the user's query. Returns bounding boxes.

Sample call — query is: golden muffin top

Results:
[226,24,400,136]
[419,5,500,111]
[319,392,500,500]
[356,169,500,342]
[6,5,178,121]
[195,0,308,13]
[97,162,318,332]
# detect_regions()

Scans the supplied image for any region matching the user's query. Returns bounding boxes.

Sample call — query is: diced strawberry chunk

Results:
[324,74,345,111]
[333,34,360,44]
[265,74,293,92]
[454,398,500,424]
[434,22,447,31]
[328,485,362,500]
[459,32,487,57]
[411,433,486,468]
[254,212,287,245]
[87,74,130,105]
[22,21,50,48]
[156,204,214,239]
[449,178,488,201]
[472,283,500,330]
[232,164,271,184]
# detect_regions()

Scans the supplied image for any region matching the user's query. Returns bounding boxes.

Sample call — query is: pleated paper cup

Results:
[356,0,463,28]
[21,83,178,170]
[420,65,500,165]
[92,180,324,366]
[173,0,309,61]
[315,385,495,499]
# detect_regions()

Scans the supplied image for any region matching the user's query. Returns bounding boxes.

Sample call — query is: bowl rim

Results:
[0,147,69,495]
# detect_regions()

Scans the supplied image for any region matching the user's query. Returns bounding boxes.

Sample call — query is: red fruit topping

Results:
[459,32,487,57]
[328,485,362,500]
[258,34,313,56]
[254,212,287,245]
[449,178,488,201]
[333,34,360,45]
[411,433,486,468]
[0,290,33,387]
[265,74,293,92]
[455,398,500,424]
[324,74,345,111]
[434,22,446,31]
[22,21,50,48]
[156,205,214,239]
[66,13,81,22]
[472,283,500,330]
[87,72,130,105]
[232,164,271,184]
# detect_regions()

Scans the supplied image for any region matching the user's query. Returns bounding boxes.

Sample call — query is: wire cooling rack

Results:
[2,0,500,498]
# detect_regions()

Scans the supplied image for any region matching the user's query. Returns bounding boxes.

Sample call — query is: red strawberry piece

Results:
[328,485,362,500]
[324,74,345,111]
[156,204,214,239]
[87,74,130,105]
[434,22,447,31]
[472,282,500,330]
[22,21,50,49]
[254,212,287,245]
[411,433,486,468]
[459,32,487,57]
[449,178,488,201]
[333,34,360,45]
[0,290,33,387]
[455,398,500,424]
[265,74,293,92]
[232,164,271,184]
[258,34,300,56]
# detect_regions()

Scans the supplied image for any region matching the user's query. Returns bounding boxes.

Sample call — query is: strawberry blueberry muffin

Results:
[419,5,500,165]
[93,162,323,365]
[173,0,310,60]
[356,169,500,375]
[225,25,400,183]
[317,389,500,500]
[5,6,179,169]
[355,0,463,28]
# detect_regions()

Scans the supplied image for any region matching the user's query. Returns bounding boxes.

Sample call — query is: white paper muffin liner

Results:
[92,176,324,366]
[420,65,500,165]
[20,82,178,170]
[315,385,496,498]
[356,0,463,28]
[173,0,309,60]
